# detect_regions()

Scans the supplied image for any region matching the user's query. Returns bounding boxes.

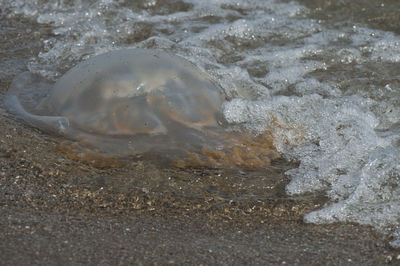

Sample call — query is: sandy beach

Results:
[0,108,397,264]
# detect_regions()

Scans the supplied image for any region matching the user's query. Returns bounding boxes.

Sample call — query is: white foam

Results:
[224,93,400,240]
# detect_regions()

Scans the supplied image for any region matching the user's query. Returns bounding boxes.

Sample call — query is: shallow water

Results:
[1,0,400,246]
[5,49,227,160]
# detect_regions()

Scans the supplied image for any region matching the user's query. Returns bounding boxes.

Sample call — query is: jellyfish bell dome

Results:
[46,49,224,136]
[5,49,278,168]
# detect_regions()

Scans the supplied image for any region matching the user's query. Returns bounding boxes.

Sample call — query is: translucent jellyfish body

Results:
[5,49,278,167]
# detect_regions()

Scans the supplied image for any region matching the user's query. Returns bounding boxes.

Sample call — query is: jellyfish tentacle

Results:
[5,73,70,135]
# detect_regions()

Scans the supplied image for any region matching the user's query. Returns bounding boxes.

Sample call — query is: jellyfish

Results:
[5,49,278,168]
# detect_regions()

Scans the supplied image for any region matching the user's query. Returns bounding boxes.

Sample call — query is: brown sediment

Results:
[56,123,279,169]
[58,141,129,169]
[173,131,280,168]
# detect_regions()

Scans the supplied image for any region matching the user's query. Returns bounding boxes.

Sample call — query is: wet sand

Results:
[0,14,399,266]
[0,109,397,265]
